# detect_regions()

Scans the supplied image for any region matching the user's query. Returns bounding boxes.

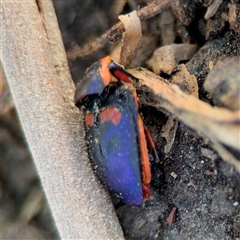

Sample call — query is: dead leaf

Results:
[204,56,240,110]
[204,0,223,20]
[118,11,142,67]
[148,44,198,75]
[171,64,199,98]
[205,18,225,39]
[110,43,122,63]
[228,3,240,34]
[161,117,179,154]
[130,36,157,67]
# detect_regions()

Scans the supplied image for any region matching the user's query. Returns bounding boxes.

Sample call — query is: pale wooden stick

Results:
[1,1,124,238]
[129,68,240,173]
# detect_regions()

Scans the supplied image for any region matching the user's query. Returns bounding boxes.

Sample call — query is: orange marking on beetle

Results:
[138,115,151,185]
[86,113,94,129]
[100,107,122,125]
[100,56,112,86]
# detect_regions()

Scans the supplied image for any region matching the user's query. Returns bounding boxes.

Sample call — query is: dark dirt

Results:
[1,0,239,239]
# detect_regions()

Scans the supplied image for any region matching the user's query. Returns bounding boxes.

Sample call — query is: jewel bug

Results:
[74,56,159,206]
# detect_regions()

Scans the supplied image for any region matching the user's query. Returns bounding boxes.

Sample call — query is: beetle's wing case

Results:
[74,57,112,107]
[86,82,144,205]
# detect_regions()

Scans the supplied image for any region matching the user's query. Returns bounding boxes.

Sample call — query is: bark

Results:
[1,1,124,239]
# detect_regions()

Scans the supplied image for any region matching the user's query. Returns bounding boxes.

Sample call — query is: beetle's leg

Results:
[144,126,160,163]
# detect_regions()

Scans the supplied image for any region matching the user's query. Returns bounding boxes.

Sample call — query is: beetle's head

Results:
[74,56,113,108]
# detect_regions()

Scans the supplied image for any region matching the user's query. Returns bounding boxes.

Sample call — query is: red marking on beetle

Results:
[112,69,132,83]
[100,56,112,86]
[142,183,151,200]
[100,107,122,125]
[138,115,151,185]
[167,207,177,226]
[86,113,94,129]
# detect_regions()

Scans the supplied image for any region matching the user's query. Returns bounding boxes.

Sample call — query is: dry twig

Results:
[67,0,177,60]
[128,68,240,173]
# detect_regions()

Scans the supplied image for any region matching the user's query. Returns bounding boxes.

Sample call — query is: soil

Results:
[1,0,239,239]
